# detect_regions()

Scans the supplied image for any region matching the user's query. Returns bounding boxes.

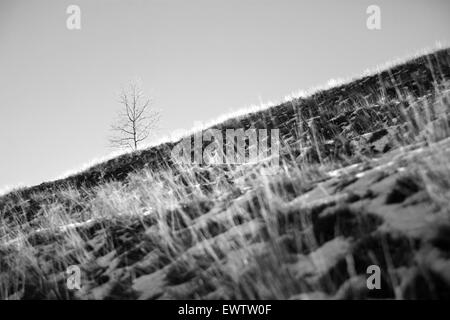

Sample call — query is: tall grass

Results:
[1,65,450,300]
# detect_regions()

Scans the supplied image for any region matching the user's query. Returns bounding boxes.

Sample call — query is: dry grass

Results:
[1,52,450,300]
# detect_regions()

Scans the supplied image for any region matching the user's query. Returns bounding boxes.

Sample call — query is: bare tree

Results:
[110,81,160,151]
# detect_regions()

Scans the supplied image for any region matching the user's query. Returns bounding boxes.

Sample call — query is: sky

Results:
[0,0,450,192]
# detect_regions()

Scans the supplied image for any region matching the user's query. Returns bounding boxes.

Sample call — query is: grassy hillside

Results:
[1,48,450,299]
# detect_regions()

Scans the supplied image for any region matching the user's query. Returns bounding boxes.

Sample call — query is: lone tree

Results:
[110,81,160,151]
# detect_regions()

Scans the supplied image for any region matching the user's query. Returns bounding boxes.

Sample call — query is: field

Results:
[1,48,450,299]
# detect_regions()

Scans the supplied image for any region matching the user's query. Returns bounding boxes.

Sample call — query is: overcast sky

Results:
[1,0,449,192]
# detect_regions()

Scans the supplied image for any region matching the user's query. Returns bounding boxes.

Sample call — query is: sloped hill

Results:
[1,48,450,299]
[3,49,449,197]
